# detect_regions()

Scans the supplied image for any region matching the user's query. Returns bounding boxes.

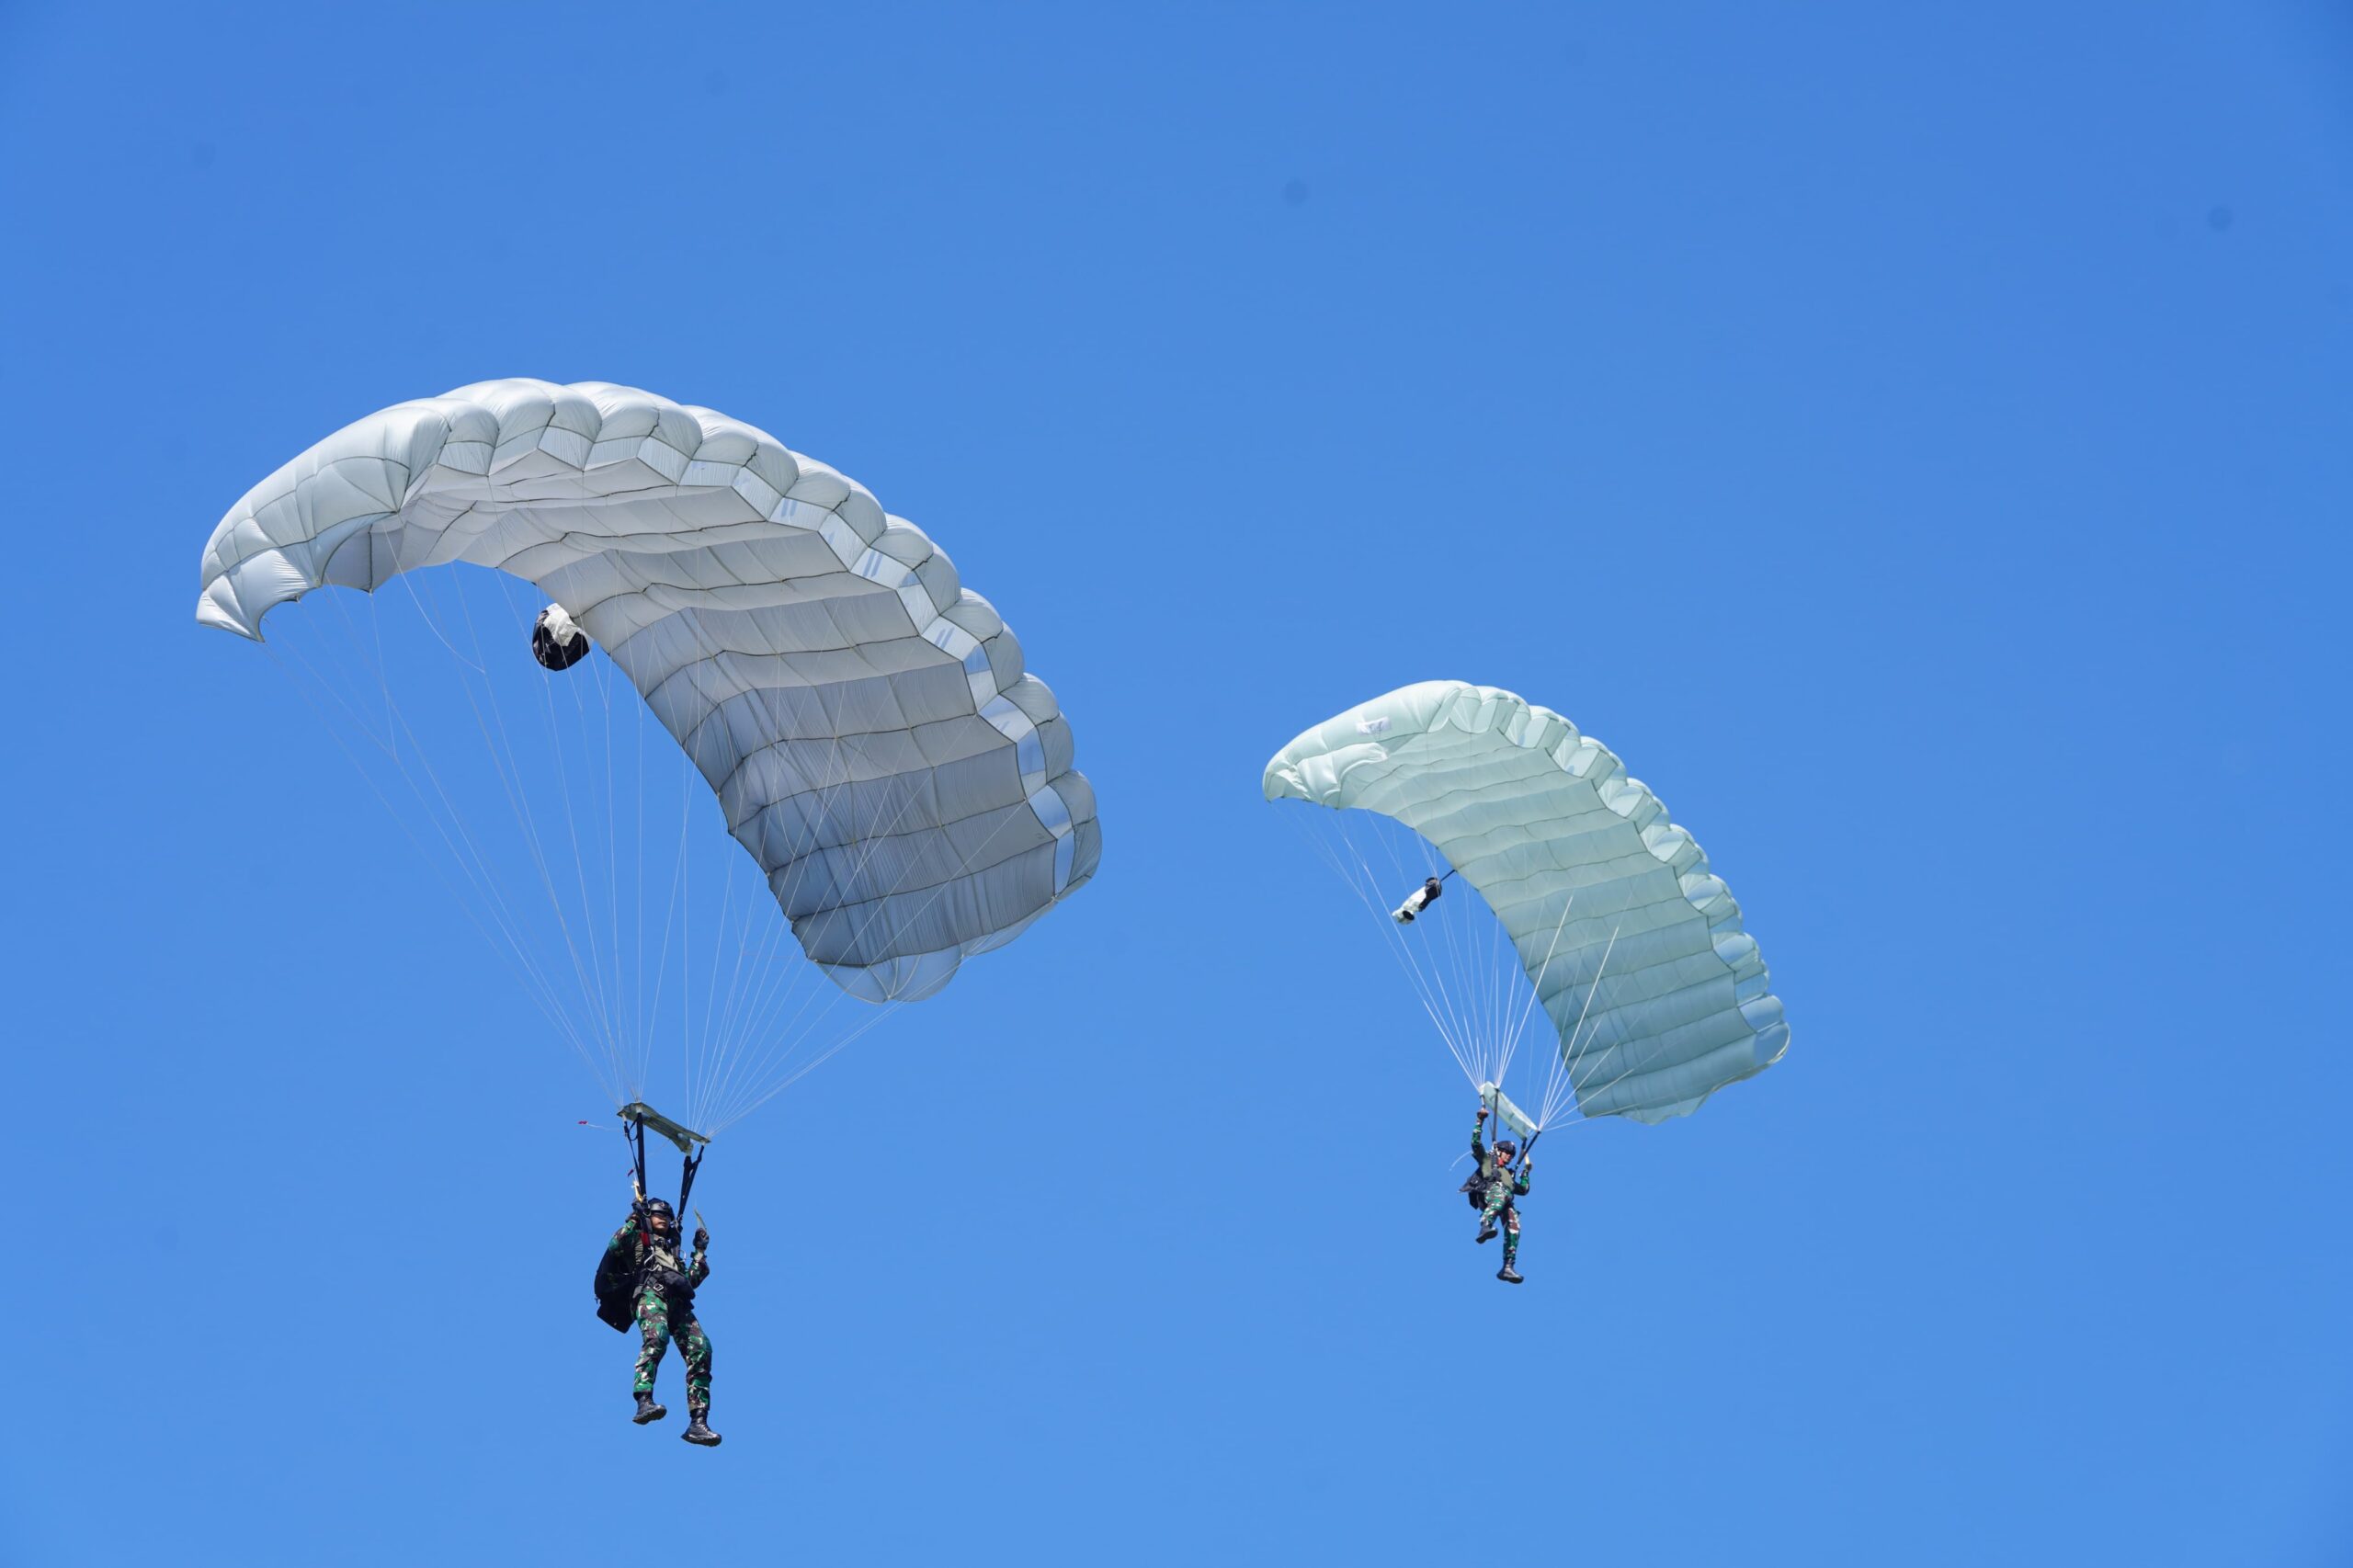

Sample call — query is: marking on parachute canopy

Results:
[1356,716,1392,735]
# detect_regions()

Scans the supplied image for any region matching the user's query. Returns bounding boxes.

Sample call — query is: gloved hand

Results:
[693,1227,709,1251]
[1476,1108,1489,1122]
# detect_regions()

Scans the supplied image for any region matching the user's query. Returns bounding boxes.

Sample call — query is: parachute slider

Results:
[1479,1083,1540,1141]
[1394,875,1446,924]
[619,1101,710,1154]
[532,602,591,670]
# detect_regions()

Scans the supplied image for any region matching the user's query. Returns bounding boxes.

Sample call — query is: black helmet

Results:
[1495,1140,1518,1161]
[642,1199,676,1221]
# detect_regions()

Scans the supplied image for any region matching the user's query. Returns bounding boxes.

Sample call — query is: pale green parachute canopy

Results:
[1264,681,1785,1125]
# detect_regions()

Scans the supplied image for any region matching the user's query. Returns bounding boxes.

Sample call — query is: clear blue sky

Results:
[4,4,2347,1563]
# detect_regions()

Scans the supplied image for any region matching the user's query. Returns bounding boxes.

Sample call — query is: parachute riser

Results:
[622,1104,709,1241]
[676,1144,706,1230]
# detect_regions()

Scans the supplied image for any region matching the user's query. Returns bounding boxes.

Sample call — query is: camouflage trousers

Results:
[1478,1190,1522,1264]
[633,1289,713,1415]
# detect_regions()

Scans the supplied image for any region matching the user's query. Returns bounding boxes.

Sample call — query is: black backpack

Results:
[593,1233,637,1333]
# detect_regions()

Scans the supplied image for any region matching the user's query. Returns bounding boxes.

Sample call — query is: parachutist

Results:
[596,1198,722,1445]
[1393,875,1444,924]
[1462,1106,1531,1283]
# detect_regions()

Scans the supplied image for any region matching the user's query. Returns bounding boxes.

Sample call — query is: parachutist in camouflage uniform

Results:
[601,1198,721,1446]
[1468,1107,1532,1284]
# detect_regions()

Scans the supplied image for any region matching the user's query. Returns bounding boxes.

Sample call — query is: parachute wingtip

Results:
[195,593,264,642]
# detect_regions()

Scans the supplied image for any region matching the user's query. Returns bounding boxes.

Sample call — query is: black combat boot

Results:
[632,1391,667,1425]
[681,1407,722,1447]
[1496,1263,1525,1284]
[1476,1221,1499,1244]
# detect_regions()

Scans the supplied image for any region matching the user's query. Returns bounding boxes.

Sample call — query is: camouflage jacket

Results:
[605,1218,710,1303]
[1469,1119,1533,1201]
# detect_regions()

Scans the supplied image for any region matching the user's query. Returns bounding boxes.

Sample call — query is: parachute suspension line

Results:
[1354,809,1474,1067]
[696,777,819,1134]
[701,759,941,1133]
[632,644,651,1099]
[688,810,737,1130]
[640,616,969,1134]
[1538,920,1622,1131]
[669,597,722,1133]
[709,705,1059,1132]
[1388,819,1504,1083]
[1352,806,1586,1115]
[688,676,894,1131]
[282,522,1041,1139]
[692,846,751,1133]
[1562,931,1670,1119]
[591,594,632,1106]
[310,574,620,1097]
[1336,823,1477,1081]
[261,632,606,1089]
[417,569,619,1075]
[332,589,607,1085]
[480,576,625,1087]
[691,704,858,1126]
[1292,812,1479,1085]
[416,568,623,1093]
[676,1141,705,1225]
[522,452,629,1096]
[699,704,800,1112]
[716,996,899,1131]
[1409,818,1481,1068]
[1488,893,1579,1094]
[699,665,983,1130]
[564,438,644,1104]
[515,568,629,1095]
[706,778,959,1131]
[1290,802,1643,1134]
[1298,821,1446,1050]
[1467,885,1506,1076]
[517,573,629,1084]
[699,770,852,1129]
[687,706,864,1132]
[632,747,694,1117]
[1360,813,1490,1082]
[647,748,689,1114]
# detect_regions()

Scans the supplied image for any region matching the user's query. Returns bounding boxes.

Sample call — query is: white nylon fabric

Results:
[197,379,1098,1002]
[1264,681,1785,1123]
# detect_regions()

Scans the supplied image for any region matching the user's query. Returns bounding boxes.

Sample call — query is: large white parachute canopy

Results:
[1265,682,1783,1127]
[198,379,1099,1131]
